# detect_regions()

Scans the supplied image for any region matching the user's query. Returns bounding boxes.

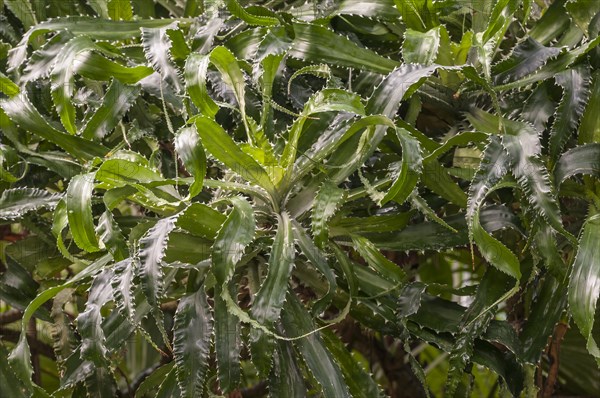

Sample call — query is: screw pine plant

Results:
[0,0,599,396]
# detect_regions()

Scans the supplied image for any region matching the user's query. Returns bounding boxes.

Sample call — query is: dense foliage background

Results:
[1,0,599,396]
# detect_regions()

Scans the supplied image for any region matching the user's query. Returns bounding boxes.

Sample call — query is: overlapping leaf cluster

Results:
[1,0,599,396]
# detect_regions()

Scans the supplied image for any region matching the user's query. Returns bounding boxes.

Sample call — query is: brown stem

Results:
[0,327,56,359]
[542,322,568,398]
[0,309,23,324]
[228,381,268,398]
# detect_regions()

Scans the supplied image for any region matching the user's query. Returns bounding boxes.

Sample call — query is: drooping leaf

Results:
[173,287,213,398]
[268,340,307,398]
[214,284,241,393]
[250,211,295,375]
[568,213,600,365]
[381,126,422,205]
[281,294,351,398]
[554,143,600,184]
[136,215,179,341]
[0,188,63,220]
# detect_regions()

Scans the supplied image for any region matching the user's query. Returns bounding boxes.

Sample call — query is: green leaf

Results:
[0,71,19,96]
[466,136,520,278]
[568,213,600,365]
[555,143,600,184]
[312,180,346,248]
[8,17,175,71]
[184,53,219,118]
[226,0,279,26]
[141,23,183,92]
[394,0,439,31]
[495,35,600,90]
[108,0,133,20]
[176,203,226,240]
[269,340,307,398]
[75,52,154,83]
[281,88,366,177]
[549,65,591,162]
[352,235,406,282]
[0,344,28,397]
[287,64,331,96]
[369,205,519,251]
[1,93,109,160]
[381,127,422,205]
[250,211,295,375]
[173,287,213,398]
[445,267,518,394]
[292,220,337,316]
[135,363,175,398]
[50,35,96,134]
[492,38,561,85]
[156,365,179,398]
[0,188,63,220]
[468,109,575,243]
[288,22,399,74]
[66,173,101,252]
[193,116,276,196]
[211,197,255,286]
[136,215,179,341]
[97,210,129,261]
[214,284,241,393]
[208,46,253,137]
[366,64,447,116]
[579,71,600,144]
[281,294,351,398]
[520,275,567,363]
[174,125,206,198]
[322,329,384,398]
[81,79,140,140]
[77,269,114,365]
[402,27,441,65]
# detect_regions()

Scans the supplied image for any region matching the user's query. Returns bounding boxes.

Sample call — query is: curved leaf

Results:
[8,17,174,71]
[81,79,141,140]
[555,143,600,184]
[381,126,422,205]
[66,173,100,252]
[184,53,219,118]
[0,93,109,160]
